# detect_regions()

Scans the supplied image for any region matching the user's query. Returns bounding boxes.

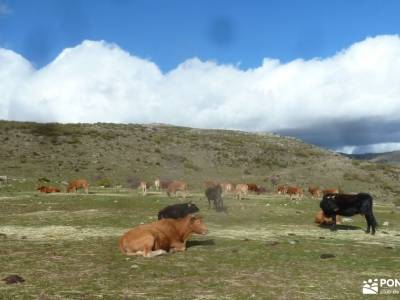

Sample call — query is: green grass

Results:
[1,189,399,299]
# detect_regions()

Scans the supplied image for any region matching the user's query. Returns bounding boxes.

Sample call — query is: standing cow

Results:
[220,182,233,194]
[67,179,89,194]
[167,180,188,198]
[286,186,303,200]
[139,181,147,196]
[154,178,160,191]
[308,186,321,199]
[235,184,248,200]
[205,185,224,211]
[320,193,377,234]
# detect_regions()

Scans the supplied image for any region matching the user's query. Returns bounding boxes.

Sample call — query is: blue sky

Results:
[1,1,400,154]
[1,0,399,71]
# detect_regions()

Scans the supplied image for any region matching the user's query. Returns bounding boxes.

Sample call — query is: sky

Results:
[1,0,400,154]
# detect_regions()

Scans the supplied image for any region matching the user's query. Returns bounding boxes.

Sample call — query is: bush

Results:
[96,178,113,188]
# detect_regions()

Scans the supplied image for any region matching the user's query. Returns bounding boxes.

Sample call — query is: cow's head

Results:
[325,193,337,200]
[185,203,200,214]
[189,215,208,235]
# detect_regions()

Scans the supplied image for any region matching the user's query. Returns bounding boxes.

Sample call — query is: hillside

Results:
[0,120,400,200]
[344,151,400,165]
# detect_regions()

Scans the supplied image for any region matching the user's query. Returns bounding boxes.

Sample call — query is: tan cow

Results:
[235,184,248,200]
[322,188,339,196]
[220,182,233,194]
[119,215,208,257]
[314,210,342,225]
[286,186,303,200]
[67,179,89,193]
[167,180,188,198]
[139,181,147,196]
[154,178,160,191]
[308,186,321,199]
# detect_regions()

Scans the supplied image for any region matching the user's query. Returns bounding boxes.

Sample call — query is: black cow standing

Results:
[320,193,377,234]
[157,202,199,220]
[205,185,224,212]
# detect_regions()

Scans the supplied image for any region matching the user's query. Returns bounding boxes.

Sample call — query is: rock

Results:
[289,240,299,245]
[2,275,25,284]
[320,253,335,259]
[130,264,139,269]
[383,221,389,226]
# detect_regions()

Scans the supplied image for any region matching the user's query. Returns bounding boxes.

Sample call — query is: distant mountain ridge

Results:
[342,151,400,164]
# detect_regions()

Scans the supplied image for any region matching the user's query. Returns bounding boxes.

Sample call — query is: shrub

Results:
[96,178,113,188]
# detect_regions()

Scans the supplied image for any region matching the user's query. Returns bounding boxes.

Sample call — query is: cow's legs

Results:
[330,214,337,231]
[365,214,377,235]
[144,249,167,257]
[365,214,371,234]
[171,242,186,252]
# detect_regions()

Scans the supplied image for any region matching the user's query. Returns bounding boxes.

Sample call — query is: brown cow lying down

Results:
[314,210,342,225]
[119,215,208,257]
[37,186,61,193]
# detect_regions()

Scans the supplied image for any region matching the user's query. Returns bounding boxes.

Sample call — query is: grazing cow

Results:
[138,181,147,196]
[160,180,173,190]
[320,193,377,234]
[256,187,267,195]
[314,210,342,225]
[246,183,259,193]
[154,178,160,191]
[167,180,188,198]
[203,181,218,189]
[235,184,248,200]
[308,187,321,199]
[37,186,61,193]
[205,185,224,211]
[322,188,339,196]
[158,202,200,220]
[67,179,89,193]
[119,215,208,257]
[220,182,233,194]
[286,186,303,200]
[277,185,287,194]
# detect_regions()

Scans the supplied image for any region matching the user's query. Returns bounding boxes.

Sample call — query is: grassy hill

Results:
[344,151,400,165]
[1,120,400,201]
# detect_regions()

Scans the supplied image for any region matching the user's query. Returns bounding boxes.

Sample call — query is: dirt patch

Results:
[0,225,124,241]
[208,224,400,246]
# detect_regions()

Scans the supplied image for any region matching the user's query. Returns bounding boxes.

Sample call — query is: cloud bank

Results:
[1,35,400,153]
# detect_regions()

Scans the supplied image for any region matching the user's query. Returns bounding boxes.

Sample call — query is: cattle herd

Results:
[33,177,378,257]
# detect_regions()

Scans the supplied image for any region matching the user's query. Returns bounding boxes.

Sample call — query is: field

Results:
[1,188,399,299]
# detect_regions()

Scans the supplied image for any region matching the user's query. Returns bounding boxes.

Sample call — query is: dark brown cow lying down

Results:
[119,215,208,257]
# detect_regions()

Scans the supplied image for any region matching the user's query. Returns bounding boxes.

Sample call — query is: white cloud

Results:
[1,36,400,152]
[0,3,12,15]
[336,143,400,154]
